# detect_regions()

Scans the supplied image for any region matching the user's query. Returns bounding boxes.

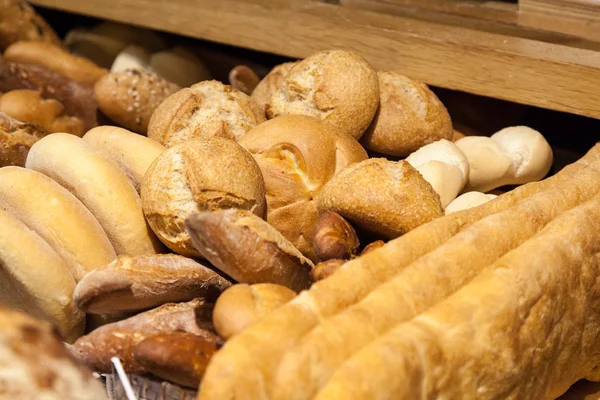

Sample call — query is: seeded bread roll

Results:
[266,50,379,139]
[147,80,265,147]
[239,115,368,260]
[142,137,266,257]
[251,62,296,113]
[0,0,61,50]
[0,111,47,167]
[360,71,453,157]
[94,69,180,134]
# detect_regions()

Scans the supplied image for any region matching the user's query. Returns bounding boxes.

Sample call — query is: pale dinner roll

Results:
[360,71,453,157]
[239,115,368,260]
[445,191,497,215]
[0,167,116,281]
[26,133,163,256]
[150,46,212,87]
[212,283,296,340]
[317,158,444,239]
[141,137,266,257]
[83,126,165,192]
[251,61,296,113]
[0,208,84,342]
[148,80,265,147]
[266,50,379,139]
[110,44,152,73]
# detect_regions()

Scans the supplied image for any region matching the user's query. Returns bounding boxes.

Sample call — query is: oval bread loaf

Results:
[26,133,163,255]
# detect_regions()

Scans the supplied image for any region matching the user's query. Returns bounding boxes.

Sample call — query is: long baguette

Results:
[272,152,600,400]
[198,144,600,400]
[316,192,600,400]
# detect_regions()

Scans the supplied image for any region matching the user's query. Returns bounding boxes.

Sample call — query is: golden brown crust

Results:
[229,65,260,95]
[311,259,345,282]
[317,158,444,239]
[313,211,359,261]
[251,61,296,114]
[0,0,61,50]
[142,137,266,257]
[147,80,265,147]
[0,111,47,167]
[94,69,180,134]
[266,51,379,139]
[360,71,453,157]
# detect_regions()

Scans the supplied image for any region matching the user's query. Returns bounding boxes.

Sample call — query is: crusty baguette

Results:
[0,166,116,281]
[316,192,600,400]
[0,208,84,343]
[74,254,231,314]
[272,150,600,400]
[82,126,165,192]
[26,133,163,255]
[198,144,600,400]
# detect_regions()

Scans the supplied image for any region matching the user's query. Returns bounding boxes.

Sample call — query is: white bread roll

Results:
[82,126,165,192]
[445,192,497,215]
[0,167,116,281]
[111,45,152,73]
[150,46,212,87]
[26,133,163,256]
[0,207,84,342]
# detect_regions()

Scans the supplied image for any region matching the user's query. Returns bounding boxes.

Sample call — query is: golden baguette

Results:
[198,144,600,400]
[272,153,600,400]
[316,191,600,400]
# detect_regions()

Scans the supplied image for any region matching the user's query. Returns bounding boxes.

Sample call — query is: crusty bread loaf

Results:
[142,137,266,257]
[239,115,367,260]
[0,166,116,281]
[317,192,600,400]
[82,126,165,192]
[0,89,85,135]
[4,41,108,87]
[94,69,180,134]
[147,80,265,146]
[26,133,163,255]
[0,0,61,50]
[197,145,600,400]
[266,50,379,139]
[360,71,453,157]
[185,209,313,291]
[213,283,296,339]
[0,111,47,167]
[317,158,444,239]
[74,254,231,314]
[0,208,84,342]
[250,61,296,113]
[0,307,107,399]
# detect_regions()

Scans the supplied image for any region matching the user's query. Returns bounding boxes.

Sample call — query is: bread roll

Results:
[0,208,84,342]
[0,111,47,167]
[4,41,108,87]
[150,46,212,87]
[148,80,265,146]
[251,61,296,113]
[213,283,296,339]
[74,254,231,314]
[0,166,116,281]
[0,0,61,50]
[311,259,346,282]
[313,211,360,262]
[267,50,378,139]
[0,89,85,135]
[142,137,266,257]
[317,158,444,239]
[229,65,260,95]
[445,191,496,214]
[239,115,367,260]
[82,126,165,192]
[26,133,162,255]
[94,69,180,134]
[185,209,313,291]
[0,308,106,399]
[110,44,152,73]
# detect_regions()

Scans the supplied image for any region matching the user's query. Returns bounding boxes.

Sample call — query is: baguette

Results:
[198,144,600,400]
[26,133,163,255]
[317,192,600,400]
[272,150,600,400]
[0,167,116,281]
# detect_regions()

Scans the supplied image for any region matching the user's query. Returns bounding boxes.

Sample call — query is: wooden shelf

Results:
[30,0,600,121]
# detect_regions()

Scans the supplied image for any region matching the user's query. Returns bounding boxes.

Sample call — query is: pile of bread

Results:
[3,2,600,400]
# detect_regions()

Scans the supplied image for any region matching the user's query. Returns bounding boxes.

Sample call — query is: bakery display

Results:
[0,0,61,50]
[142,136,266,257]
[0,111,47,167]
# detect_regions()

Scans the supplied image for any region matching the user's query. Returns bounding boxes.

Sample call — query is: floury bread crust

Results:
[251,62,296,114]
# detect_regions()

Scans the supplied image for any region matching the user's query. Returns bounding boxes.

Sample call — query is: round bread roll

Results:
[212,283,295,339]
[141,137,266,257]
[251,61,296,113]
[26,133,163,256]
[0,111,47,167]
[317,158,444,239]
[359,71,453,156]
[148,80,265,147]
[83,126,165,192]
[150,46,212,87]
[0,208,84,342]
[0,167,116,281]
[266,50,379,139]
[239,115,368,260]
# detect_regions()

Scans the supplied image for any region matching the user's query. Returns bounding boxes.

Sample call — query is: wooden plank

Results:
[30,0,600,120]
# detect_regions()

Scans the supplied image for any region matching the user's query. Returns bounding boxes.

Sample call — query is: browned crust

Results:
[0,111,47,166]
[0,0,61,50]
[251,61,297,114]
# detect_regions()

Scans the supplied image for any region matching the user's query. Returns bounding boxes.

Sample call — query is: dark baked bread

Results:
[0,0,61,50]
